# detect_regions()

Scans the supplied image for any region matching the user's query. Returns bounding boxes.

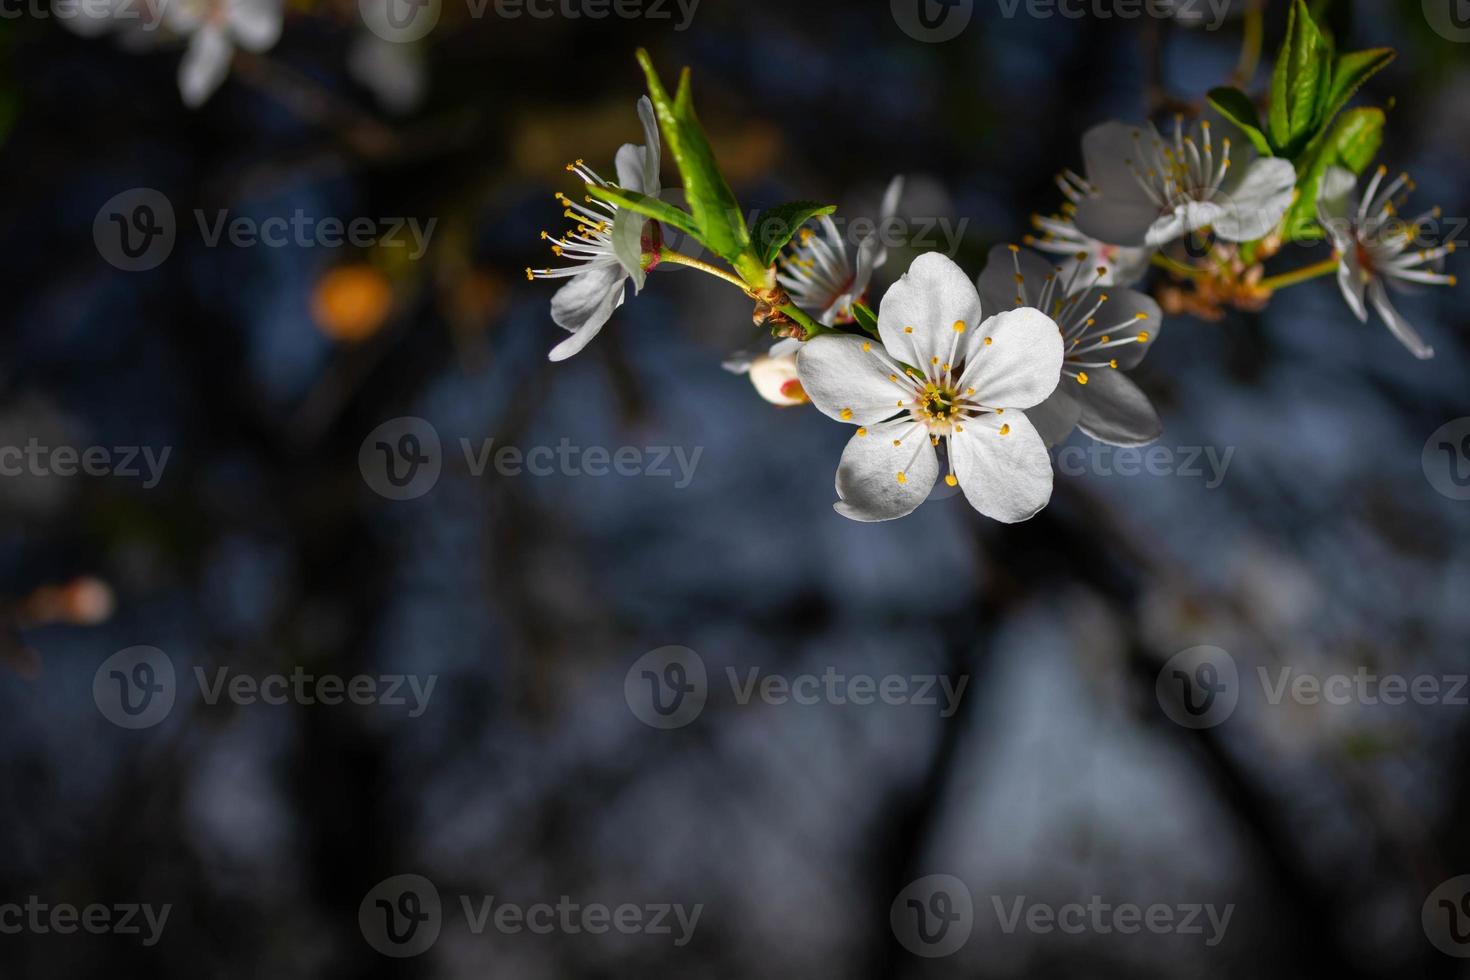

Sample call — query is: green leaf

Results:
[1321,47,1395,126]
[636,50,751,267]
[585,184,701,240]
[1207,87,1273,156]
[1279,106,1385,242]
[750,201,837,267]
[1267,0,1334,160]
[851,301,878,335]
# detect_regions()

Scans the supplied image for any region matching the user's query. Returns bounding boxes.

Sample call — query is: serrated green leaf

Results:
[1268,0,1334,159]
[1207,87,1274,156]
[1322,48,1395,127]
[586,184,701,240]
[750,201,837,267]
[851,301,878,335]
[1280,107,1385,242]
[636,50,750,267]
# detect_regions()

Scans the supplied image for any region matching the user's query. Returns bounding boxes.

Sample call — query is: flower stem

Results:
[1259,256,1340,293]
[1151,252,1205,280]
[656,248,755,293]
[1231,0,1265,87]
[778,303,830,338]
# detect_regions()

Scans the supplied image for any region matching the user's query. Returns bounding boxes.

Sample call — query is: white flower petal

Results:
[833,421,938,523]
[796,335,906,425]
[228,0,282,50]
[179,26,232,107]
[1074,194,1163,248]
[547,262,626,361]
[1213,156,1296,242]
[1146,200,1226,248]
[976,243,1054,313]
[1336,256,1368,321]
[961,307,1064,410]
[1072,369,1163,447]
[950,412,1053,523]
[1025,386,1081,447]
[635,95,660,195]
[1316,165,1359,249]
[1368,280,1434,360]
[877,252,984,370]
[1081,122,1159,208]
[609,204,647,290]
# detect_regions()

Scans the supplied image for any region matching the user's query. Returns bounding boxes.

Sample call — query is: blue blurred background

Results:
[1,0,1469,975]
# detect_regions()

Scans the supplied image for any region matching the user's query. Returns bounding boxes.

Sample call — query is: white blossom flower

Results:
[1026,170,1153,287]
[796,253,1063,523]
[1072,118,1296,249]
[527,97,661,362]
[1317,165,1457,361]
[166,0,283,107]
[777,176,904,325]
[722,339,808,406]
[978,244,1163,447]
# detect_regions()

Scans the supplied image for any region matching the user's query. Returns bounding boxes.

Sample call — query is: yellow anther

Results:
[856,427,868,437]
[896,472,907,485]
[904,326,914,334]
[999,424,1011,436]
[953,320,966,333]
[984,337,993,346]
[1137,331,1150,342]
[1110,359,1118,368]
[862,341,872,351]
[1077,372,1090,385]
[1007,243,1020,253]
[524,267,534,281]
[840,408,853,421]
[945,474,958,487]
[1100,335,1110,343]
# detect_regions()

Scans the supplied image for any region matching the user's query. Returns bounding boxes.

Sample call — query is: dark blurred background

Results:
[1,0,1470,976]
